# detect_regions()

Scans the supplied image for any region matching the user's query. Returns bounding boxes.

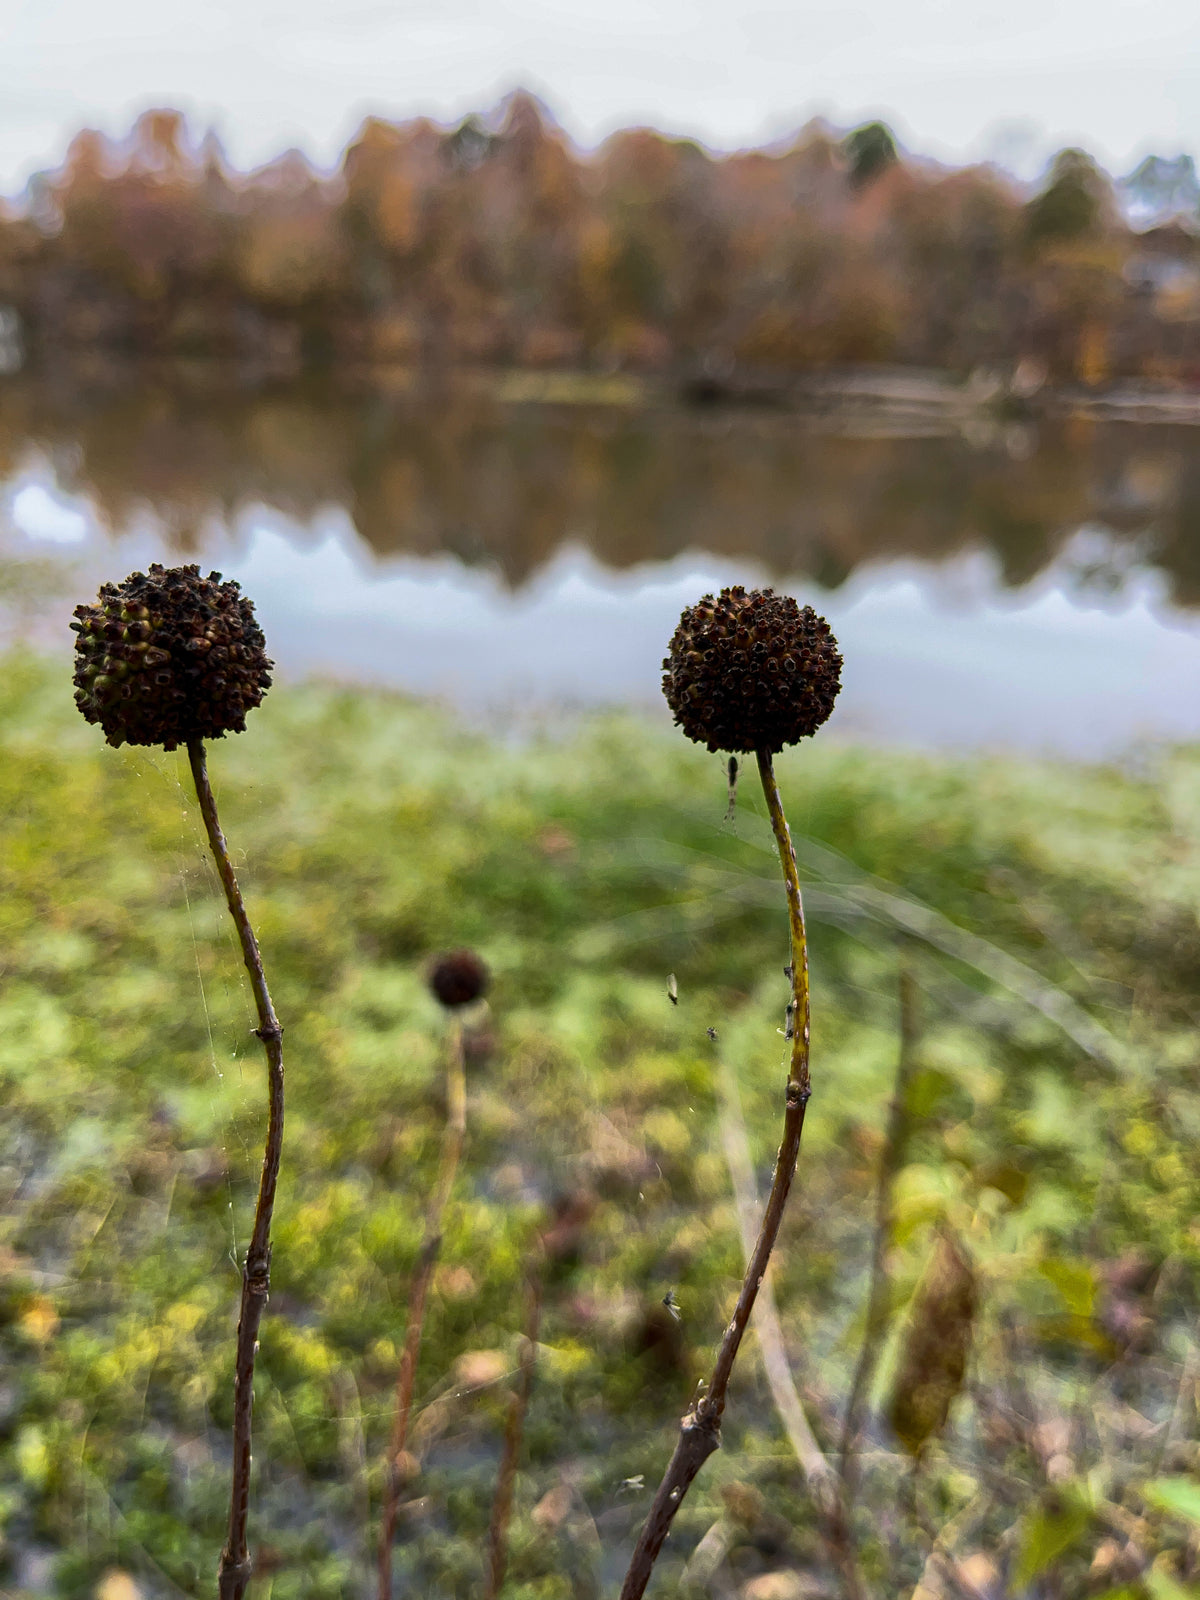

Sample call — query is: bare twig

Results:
[717,1050,869,1599]
[377,1020,468,1599]
[485,1260,544,1599]
[840,962,919,1499]
[619,748,814,1599]
[187,741,285,1600]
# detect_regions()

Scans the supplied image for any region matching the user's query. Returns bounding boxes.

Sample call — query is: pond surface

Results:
[2,376,1199,756]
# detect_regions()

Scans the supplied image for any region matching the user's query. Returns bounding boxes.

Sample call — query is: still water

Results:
[2,378,1199,756]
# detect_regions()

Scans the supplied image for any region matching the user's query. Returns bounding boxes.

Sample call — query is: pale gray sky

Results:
[1,0,1196,191]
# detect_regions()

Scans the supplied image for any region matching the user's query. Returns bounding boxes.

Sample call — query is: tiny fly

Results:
[724,755,739,821]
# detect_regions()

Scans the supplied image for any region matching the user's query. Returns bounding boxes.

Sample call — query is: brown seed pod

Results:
[887,1228,977,1456]
[71,564,272,750]
[661,585,841,754]
[428,949,490,1009]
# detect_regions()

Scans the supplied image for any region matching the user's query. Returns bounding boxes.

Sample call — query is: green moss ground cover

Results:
[2,655,1200,1597]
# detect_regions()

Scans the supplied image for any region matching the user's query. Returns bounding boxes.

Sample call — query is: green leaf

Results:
[1038,1256,1096,1318]
[1013,1490,1092,1586]
[1145,1567,1200,1600]
[974,1158,1030,1207]
[14,1424,48,1490]
[1143,1477,1200,1527]
[904,1065,959,1118]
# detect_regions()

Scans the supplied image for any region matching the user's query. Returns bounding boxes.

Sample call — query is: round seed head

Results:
[428,949,490,1009]
[661,585,842,754]
[71,564,272,750]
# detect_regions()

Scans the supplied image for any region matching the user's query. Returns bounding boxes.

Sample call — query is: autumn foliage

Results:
[2,92,1199,384]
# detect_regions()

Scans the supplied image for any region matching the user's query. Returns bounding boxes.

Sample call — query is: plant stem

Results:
[377,1019,468,1599]
[839,960,918,1499]
[717,1052,869,1600]
[618,748,813,1599]
[186,741,285,1600]
[484,1258,543,1599]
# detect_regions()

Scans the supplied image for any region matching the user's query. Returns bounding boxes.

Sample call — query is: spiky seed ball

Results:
[428,949,490,1009]
[661,586,842,754]
[72,564,272,751]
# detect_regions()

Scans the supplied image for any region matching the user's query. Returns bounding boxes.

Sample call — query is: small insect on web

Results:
[666,973,678,1006]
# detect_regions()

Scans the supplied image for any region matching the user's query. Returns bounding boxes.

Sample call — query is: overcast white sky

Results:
[1,0,1196,193]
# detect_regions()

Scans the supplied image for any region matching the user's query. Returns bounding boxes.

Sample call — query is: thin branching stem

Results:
[619,748,814,1599]
[839,960,918,1499]
[377,1019,468,1599]
[187,741,285,1600]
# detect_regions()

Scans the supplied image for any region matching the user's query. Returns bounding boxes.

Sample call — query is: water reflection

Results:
[2,375,1200,754]
[4,376,1200,600]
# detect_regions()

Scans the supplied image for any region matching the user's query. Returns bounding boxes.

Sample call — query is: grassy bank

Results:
[2,656,1200,1599]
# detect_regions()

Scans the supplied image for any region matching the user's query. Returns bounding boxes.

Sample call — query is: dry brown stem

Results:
[618,748,815,1599]
[187,741,285,1600]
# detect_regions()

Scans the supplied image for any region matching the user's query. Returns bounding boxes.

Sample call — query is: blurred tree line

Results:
[2,92,1200,385]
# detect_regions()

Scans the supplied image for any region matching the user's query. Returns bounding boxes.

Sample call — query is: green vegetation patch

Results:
[2,654,1200,1596]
